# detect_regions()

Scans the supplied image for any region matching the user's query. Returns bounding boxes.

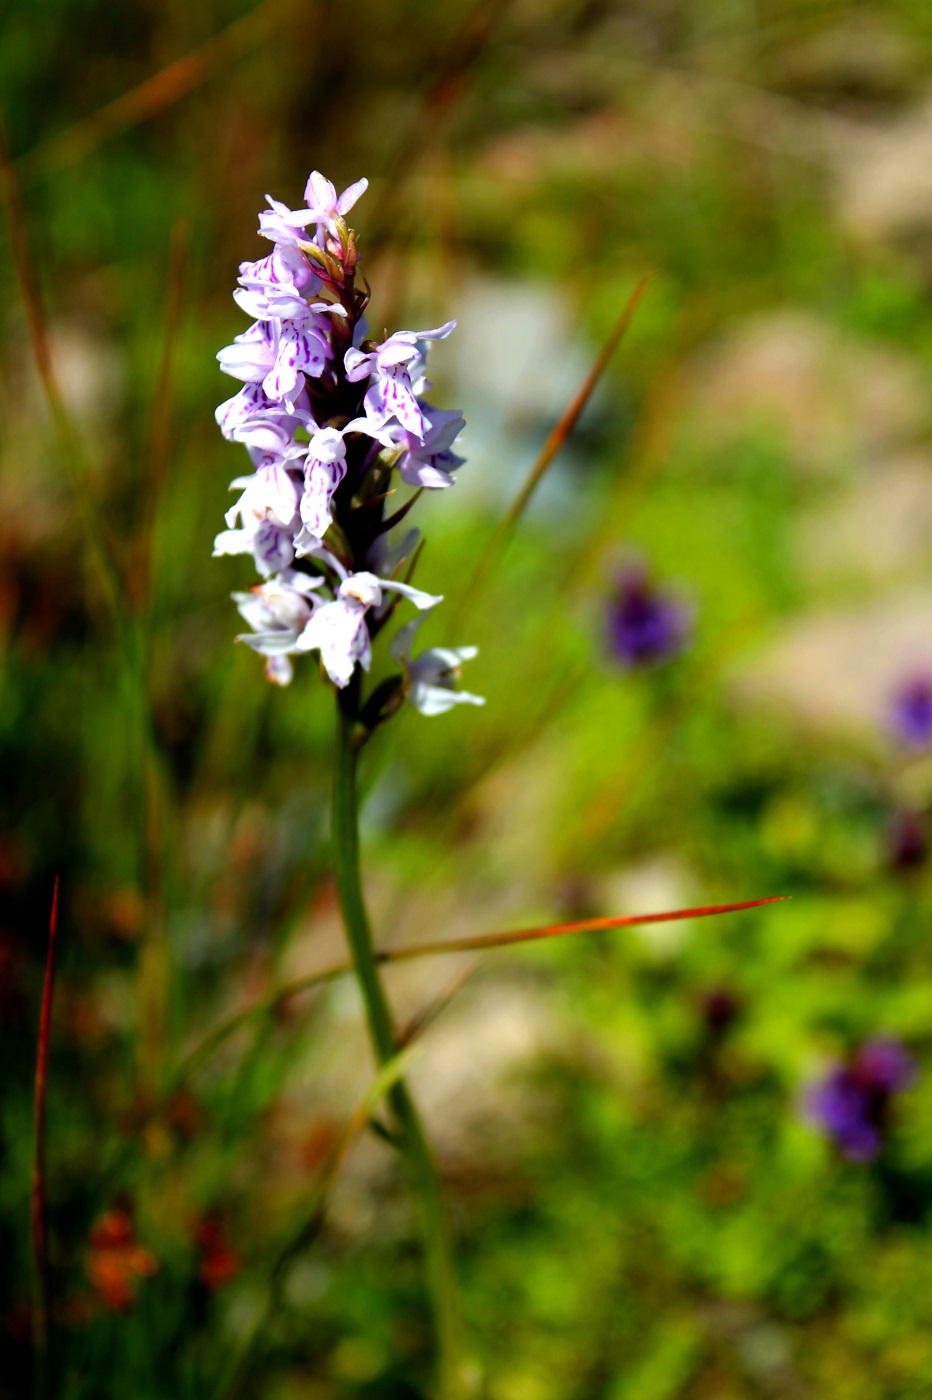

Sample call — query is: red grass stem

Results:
[31,877,59,1400]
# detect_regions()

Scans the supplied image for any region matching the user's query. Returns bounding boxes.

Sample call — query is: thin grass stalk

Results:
[15,0,296,186]
[135,221,189,1088]
[332,694,462,1400]
[31,877,59,1400]
[221,1041,422,1398]
[366,0,511,252]
[466,275,651,601]
[0,118,125,635]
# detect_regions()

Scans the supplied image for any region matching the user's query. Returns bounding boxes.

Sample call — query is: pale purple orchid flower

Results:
[213,517,295,578]
[234,571,325,685]
[397,406,465,488]
[239,413,314,463]
[233,244,316,321]
[349,404,465,489]
[303,171,369,243]
[215,429,307,576]
[344,323,456,439]
[224,461,300,536]
[217,309,336,410]
[295,571,441,689]
[215,382,312,443]
[391,616,484,716]
[257,194,319,247]
[299,427,349,538]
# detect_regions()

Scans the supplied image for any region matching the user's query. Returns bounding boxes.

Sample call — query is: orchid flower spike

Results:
[213,169,479,724]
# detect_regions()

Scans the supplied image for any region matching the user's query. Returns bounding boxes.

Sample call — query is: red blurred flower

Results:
[194,1215,240,1289]
[86,1208,158,1311]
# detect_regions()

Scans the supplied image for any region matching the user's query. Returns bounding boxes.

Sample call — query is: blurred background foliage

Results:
[4,0,932,1395]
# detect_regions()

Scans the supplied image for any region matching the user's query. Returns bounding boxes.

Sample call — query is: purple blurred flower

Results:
[699,988,742,1038]
[887,809,927,872]
[890,675,932,750]
[805,1038,917,1161]
[607,563,692,668]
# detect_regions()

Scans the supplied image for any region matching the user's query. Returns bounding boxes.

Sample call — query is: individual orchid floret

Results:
[214,516,295,578]
[233,244,316,321]
[224,462,300,536]
[217,310,336,410]
[353,405,465,489]
[234,572,324,685]
[396,406,465,489]
[344,323,456,439]
[295,572,441,689]
[257,194,319,247]
[303,171,369,242]
[215,382,311,443]
[299,427,349,538]
[216,456,302,577]
[391,617,484,716]
[237,413,314,463]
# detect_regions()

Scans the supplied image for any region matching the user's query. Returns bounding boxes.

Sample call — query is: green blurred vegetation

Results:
[4,0,932,1396]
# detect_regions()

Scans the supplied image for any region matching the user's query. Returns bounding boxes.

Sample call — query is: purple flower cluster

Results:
[213,173,482,718]
[889,675,932,751]
[805,1038,917,1161]
[606,561,691,669]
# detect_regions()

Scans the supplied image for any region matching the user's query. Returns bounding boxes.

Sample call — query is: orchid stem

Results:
[332,694,462,1400]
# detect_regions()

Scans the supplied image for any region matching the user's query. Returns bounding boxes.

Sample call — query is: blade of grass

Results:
[3,114,180,1099]
[141,218,189,591]
[468,274,651,598]
[397,958,480,1049]
[381,896,789,961]
[178,896,787,1082]
[15,0,297,186]
[366,0,512,250]
[31,877,59,1400]
[134,221,189,1088]
[0,117,125,634]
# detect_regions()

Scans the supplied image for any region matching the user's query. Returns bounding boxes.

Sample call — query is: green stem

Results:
[332,695,462,1400]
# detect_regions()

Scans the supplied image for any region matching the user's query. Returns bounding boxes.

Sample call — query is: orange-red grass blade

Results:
[31,876,59,1397]
[15,0,294,186]
[179,897,787,1082]
[377,896,789,963]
